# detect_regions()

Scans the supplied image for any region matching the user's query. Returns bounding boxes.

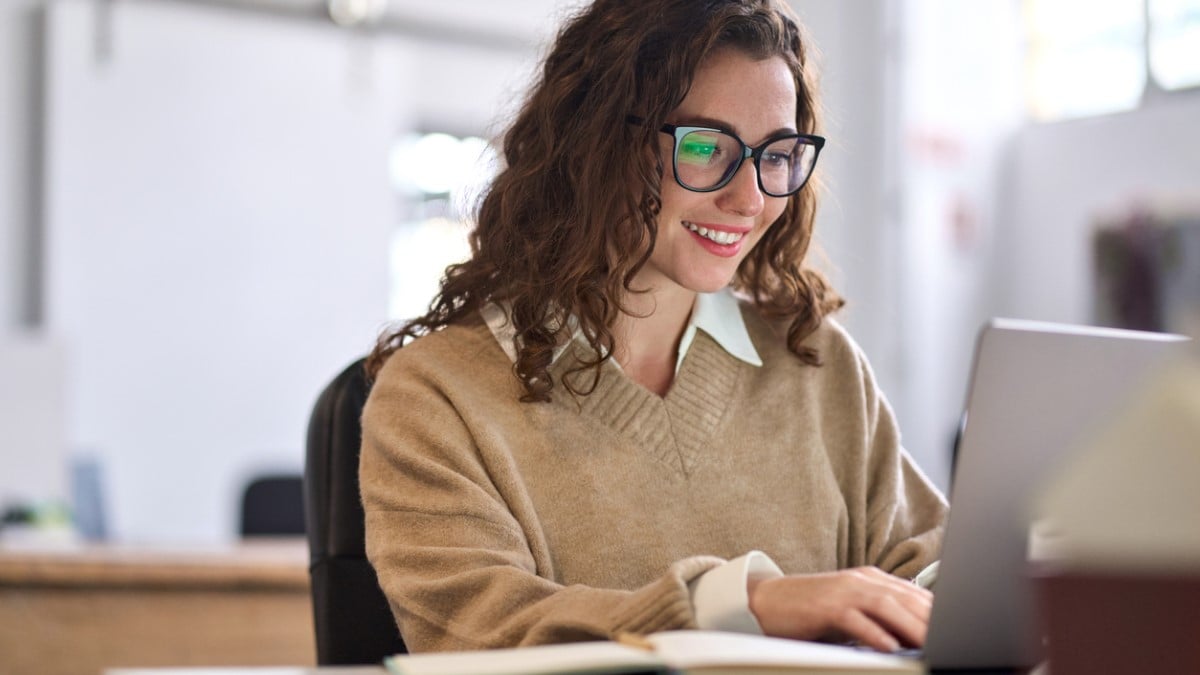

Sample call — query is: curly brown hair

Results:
[368,0,843,401]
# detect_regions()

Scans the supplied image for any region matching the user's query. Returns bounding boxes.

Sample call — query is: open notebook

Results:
[385,630,921,675]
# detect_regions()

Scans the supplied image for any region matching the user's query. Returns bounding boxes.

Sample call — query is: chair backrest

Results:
[240,474,305,536]
[303,358,407,664]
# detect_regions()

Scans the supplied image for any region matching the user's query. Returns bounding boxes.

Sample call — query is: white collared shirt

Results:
[480,287,781,634]
[675,287,764,373]
[481,287,763,373]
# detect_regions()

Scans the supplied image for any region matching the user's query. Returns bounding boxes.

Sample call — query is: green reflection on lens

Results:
[678,135,717,165]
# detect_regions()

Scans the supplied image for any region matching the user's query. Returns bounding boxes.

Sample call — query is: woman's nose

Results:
[715,158,765,217]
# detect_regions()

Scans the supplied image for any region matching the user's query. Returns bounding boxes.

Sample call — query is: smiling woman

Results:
[360,0,947,655]
[637,49,808,324]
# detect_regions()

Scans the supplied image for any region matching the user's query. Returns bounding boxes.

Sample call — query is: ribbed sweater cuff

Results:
[610,556,725,636]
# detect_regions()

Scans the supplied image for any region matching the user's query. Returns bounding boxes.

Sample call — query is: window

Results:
[1150,0,1200,90]
[1024,0,1146,121]
[387,132,498,320]
[1024,0,1200,121]
[387,216,474,321]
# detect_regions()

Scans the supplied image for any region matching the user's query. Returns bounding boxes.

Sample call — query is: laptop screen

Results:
[922,319,1186,669]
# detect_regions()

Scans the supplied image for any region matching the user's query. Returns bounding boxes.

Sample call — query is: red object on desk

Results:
[1034,569,1200,675]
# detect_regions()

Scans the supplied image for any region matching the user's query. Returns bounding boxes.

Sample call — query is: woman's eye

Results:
[762,151,789,167]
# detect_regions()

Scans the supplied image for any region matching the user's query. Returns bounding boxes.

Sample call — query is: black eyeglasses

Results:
[649,122,825,197]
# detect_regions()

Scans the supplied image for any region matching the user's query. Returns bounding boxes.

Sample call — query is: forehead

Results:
[670,49,798,141]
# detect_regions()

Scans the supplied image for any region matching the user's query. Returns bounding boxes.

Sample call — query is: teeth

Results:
[684,221,744,246]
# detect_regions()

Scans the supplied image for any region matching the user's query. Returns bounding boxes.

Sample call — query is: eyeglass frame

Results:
[630,116,826,197]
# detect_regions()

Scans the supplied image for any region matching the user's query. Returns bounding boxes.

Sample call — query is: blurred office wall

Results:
[42,0,409,541]
[893,0,1200,491]
[1003,103,1200,323]
[1,0,60,519]
[3,0,552,542]
[894,0,1024,489]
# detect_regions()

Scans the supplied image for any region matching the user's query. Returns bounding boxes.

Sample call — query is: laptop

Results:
[919,318,1187,671]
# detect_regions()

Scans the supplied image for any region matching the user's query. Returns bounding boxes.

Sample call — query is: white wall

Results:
[0,0,57,511]
[789,0,911,459]
[43,0,412,541]
[895,2,1200,494]
[788,0,900,380]
[790,0,1009,488]
[895,0,1023,489]
[29,0,550,542]
[0,338,66,504]
[1000,96,1200,324]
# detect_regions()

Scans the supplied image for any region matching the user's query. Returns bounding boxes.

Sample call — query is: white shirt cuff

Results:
[688,550,784,634]
[913,560,940,589]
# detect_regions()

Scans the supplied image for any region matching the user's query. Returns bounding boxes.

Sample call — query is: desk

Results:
[0,538,315,675]
[98,663,1031,675]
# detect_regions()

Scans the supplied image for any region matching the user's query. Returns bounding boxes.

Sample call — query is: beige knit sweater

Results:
[360,306,947,653]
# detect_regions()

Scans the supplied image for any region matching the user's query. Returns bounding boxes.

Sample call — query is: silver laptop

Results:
[921,318,1187,670]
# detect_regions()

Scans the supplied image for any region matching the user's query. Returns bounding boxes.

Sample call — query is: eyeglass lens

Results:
[675,129,818,196]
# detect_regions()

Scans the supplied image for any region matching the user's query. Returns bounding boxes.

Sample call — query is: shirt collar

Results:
[675,288,763,372]
[481,287,762,371]
[480,301,577,365]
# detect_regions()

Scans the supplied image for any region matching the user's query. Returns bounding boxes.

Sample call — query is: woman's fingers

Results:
[858,588,929,648]
[836,607,901,652]
[849,568,932,646]
[749,567,935,651]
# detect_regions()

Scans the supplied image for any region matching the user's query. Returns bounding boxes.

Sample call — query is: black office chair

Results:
[303,358,407,664]
[240,474,305,537]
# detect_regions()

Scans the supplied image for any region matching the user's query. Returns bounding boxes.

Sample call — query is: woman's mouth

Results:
[683,221,745,245]
[682,221,749,258]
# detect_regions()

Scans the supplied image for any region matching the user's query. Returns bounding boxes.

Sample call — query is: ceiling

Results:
[178,0,584,50]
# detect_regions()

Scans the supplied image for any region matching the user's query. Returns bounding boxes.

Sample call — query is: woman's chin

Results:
[682,273,737,295]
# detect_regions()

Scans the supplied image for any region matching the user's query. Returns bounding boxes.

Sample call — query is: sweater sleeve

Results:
[852,340,949,580]
[359,351,723,653]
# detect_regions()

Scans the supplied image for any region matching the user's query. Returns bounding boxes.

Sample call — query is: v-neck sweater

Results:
[360,305,948,652]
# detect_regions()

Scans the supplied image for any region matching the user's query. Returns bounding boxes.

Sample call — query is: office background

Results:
[1,0,1198,544]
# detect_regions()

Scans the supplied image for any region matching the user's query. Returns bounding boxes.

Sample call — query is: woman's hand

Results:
[747,566,932,652]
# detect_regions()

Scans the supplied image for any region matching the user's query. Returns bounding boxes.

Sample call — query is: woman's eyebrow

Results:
[675,115,735,131]
[674,115,798,140]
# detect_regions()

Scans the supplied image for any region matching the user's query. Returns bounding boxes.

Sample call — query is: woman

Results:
[360,0,947,654]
